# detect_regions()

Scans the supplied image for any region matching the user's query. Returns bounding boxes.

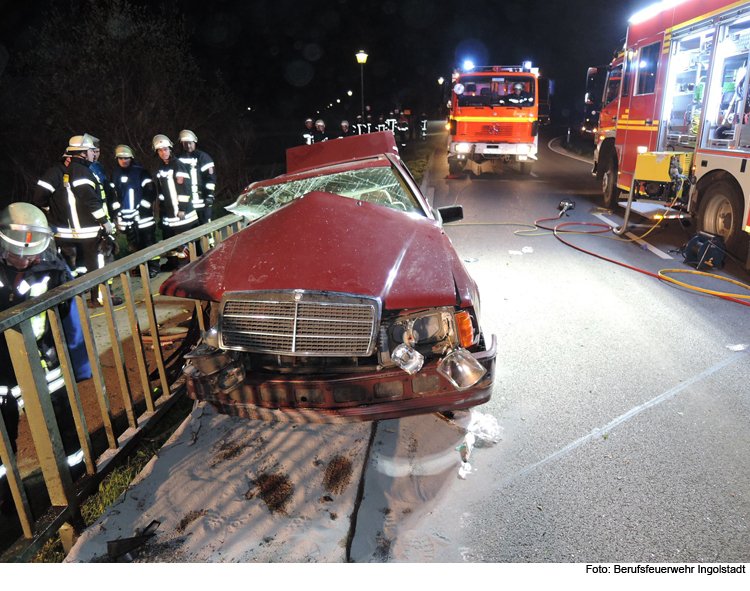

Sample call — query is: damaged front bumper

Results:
[183,334,497,423]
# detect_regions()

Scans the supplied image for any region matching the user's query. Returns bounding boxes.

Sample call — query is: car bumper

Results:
[449,141,538,159]
[183,334,497,423]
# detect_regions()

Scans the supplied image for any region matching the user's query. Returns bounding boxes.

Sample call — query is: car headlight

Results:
[456,142,472,154]
[379,307,476,367]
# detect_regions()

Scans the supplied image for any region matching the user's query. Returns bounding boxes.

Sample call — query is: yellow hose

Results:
[657,269,750,299]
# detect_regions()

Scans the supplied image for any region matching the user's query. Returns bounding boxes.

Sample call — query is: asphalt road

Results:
[382,131,750,562]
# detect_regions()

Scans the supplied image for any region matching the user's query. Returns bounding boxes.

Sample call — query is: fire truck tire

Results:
[602,156,619,209]
[448,160,463,176]
[520,161,533,175]
[697,180,745,253]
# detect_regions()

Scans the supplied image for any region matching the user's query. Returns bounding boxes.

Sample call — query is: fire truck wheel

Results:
[697,180,744,253]
[449,160,463,176]
[602,156,619,209]
[520,161,533,176]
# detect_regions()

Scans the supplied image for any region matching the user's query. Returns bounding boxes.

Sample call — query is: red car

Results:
[160,132,496,422]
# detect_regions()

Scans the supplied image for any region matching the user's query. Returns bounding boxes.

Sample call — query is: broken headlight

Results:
[379,307,466,366]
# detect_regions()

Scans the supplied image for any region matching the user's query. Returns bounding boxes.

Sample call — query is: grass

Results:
[560,133,596,159]
[31,395,195,563]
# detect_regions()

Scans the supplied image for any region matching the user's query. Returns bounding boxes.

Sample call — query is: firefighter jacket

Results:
[32,158,111,241]
[302,127,315,145]
[0,256,92,407]
[506,92,532,106]
[397,116,410,133]
[112,162,157,232]
[177,148,216,212]
[89,161,117,221]
[155,157,198,229]
[385,116,397,134]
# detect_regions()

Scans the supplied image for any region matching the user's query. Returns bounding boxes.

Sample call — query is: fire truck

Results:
[448,64,543,176]
[582,65,608,136]
[593,0,750,255]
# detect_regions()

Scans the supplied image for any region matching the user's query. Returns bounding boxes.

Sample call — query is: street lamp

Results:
[356,50,368,119]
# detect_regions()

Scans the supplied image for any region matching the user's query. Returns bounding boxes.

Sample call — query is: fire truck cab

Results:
[448,65,541,176]
[593,0,750,256]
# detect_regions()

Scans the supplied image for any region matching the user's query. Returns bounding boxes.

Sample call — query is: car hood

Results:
[160,191,463,310]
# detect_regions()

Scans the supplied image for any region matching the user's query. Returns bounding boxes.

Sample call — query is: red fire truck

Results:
[592,0,750,255]
[448,64,543,176]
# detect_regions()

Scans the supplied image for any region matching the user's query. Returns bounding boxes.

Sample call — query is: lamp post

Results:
[356,50,368,119]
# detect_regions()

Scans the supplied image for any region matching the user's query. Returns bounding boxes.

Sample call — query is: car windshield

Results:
[456,75,536,108]
[229,165,424,222]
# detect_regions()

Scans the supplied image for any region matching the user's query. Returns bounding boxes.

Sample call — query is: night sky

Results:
[1,0,655,122]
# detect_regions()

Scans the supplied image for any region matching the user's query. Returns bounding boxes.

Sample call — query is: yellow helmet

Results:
[67,133,97,152]
[179,129,198,143]
[0,203,53,256]
[152,134,173,151]
[115,144,135,158]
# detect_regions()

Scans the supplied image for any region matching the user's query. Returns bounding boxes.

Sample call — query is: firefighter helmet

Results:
[179,129,198,143]
[152,134,173,151]
[341,120,349,127]
[513,83,524,91]
[0,203,53,256]
[115,145,134,158]
[67,133,97,152]
[315,119,325,128]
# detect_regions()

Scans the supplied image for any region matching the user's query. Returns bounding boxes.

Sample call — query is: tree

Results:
[0,0,254,208]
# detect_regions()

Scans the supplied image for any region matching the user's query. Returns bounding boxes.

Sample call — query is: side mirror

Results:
[436,205,463,225]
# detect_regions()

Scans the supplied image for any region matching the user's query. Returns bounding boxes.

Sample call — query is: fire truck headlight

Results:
[456,143,472,154]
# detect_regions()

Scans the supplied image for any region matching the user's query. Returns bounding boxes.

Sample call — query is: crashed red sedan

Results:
[160,132,496,422]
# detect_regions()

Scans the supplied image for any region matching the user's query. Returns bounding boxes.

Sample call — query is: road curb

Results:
[548,136,595,164]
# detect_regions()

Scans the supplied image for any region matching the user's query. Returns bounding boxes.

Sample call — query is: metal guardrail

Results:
[0,214,242,561]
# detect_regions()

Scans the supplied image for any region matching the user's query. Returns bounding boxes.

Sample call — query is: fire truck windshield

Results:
[455,76,536,108]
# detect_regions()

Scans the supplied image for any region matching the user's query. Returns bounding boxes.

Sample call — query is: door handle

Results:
[613,116,617,121]
[645,119,653,125]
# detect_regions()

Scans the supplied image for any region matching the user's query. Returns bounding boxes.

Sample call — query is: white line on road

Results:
[547,136,595,164]
[593,213,674,260]
[499,350,748,488]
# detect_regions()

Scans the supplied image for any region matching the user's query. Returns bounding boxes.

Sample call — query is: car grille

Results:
[219,291,380,356]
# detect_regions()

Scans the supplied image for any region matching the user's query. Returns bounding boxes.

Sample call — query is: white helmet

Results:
[0,203,53,256]
[152,134,173,151]
[115,144,134,158]
[179,129,198,143]
[67,133,97,152]
[513,83,524,91]
[315,119,325,128]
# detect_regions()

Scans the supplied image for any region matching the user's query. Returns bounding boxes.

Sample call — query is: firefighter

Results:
[153,134,197,270]
[112,145,160,277]
[376,115,387,133]
[507,82,532,106]
[365,114,373,133]
[354,115,366,135]
[313,120,328,143]
[0,203,91,515]
[385,111,398,136]
[397,112,410,147]
[338,120,353,138]
[177,130,216,233]
[31,134,121,307]
[420,113,428,140]
[302,118,315,145]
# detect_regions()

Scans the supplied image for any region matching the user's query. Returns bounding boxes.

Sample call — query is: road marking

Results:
[547,136,595,164]
[499,350,748,488]
[593,213,673,260]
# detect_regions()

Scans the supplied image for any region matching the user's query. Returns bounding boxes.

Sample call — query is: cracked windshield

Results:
[231,165,424,221]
